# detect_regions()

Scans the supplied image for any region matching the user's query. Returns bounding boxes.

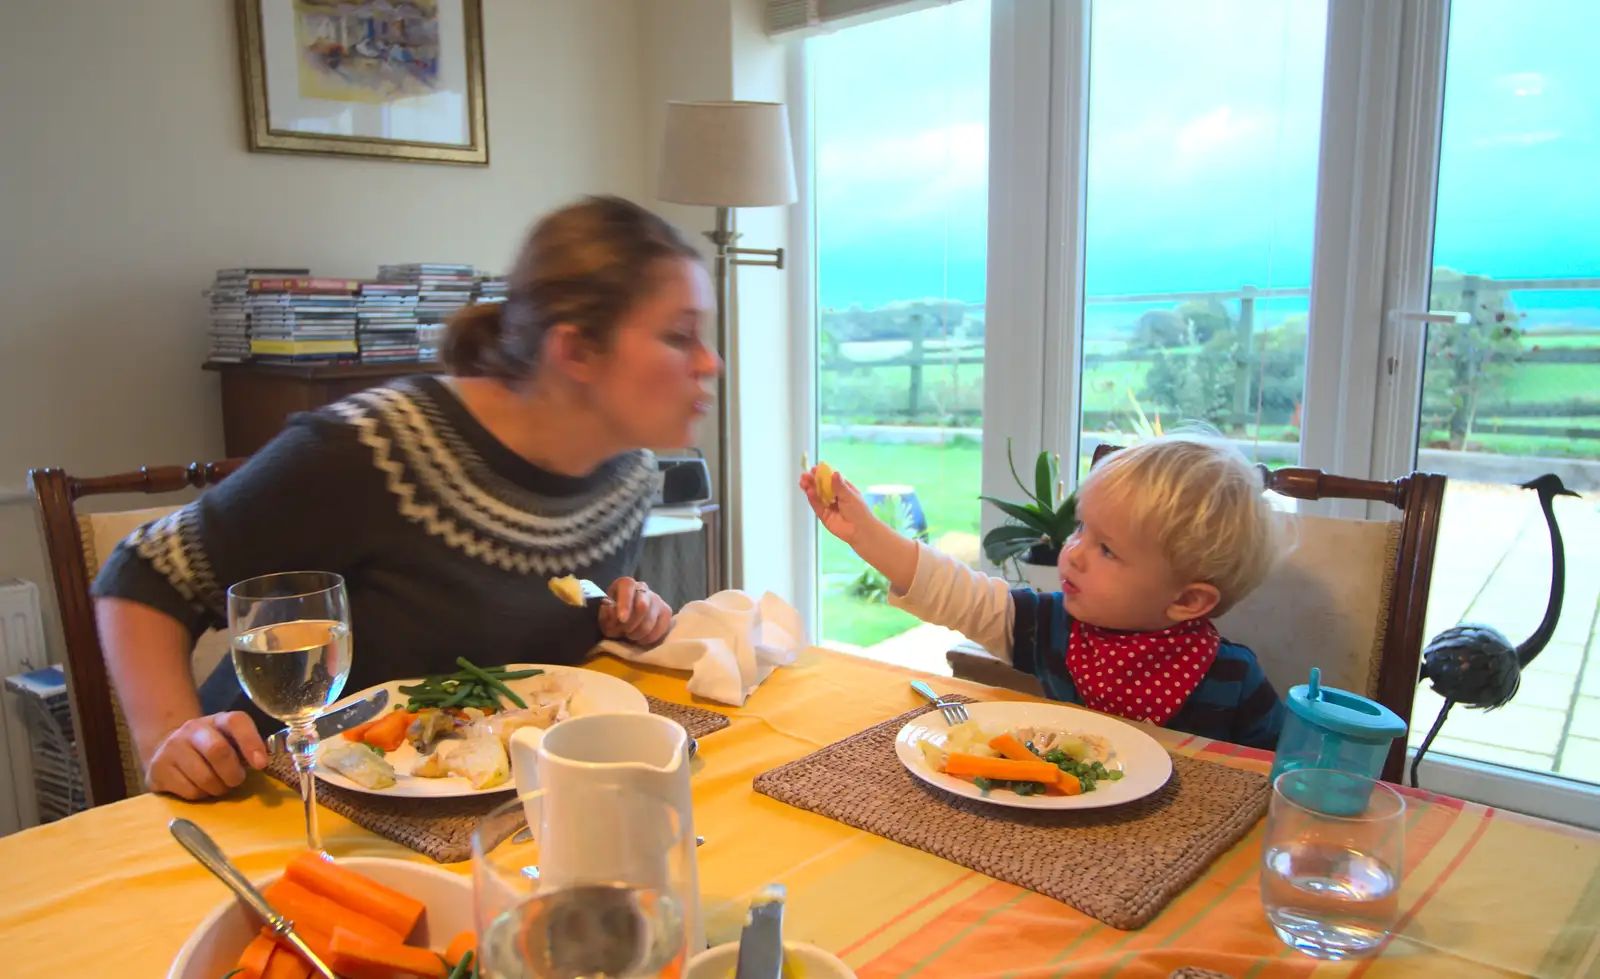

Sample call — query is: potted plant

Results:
[980,439,1077,591]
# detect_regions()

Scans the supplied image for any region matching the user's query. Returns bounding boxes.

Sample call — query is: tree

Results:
[1134,309,1190,348]
[1423,269,1525,450]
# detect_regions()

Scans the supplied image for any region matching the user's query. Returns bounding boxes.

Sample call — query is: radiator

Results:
[0,580,50,834]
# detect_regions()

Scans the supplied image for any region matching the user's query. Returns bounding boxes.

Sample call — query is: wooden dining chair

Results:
[28,460,244,808]
[948,443,1447,783]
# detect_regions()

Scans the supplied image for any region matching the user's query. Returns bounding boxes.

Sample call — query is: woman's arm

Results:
[90,414,378,797]
[95,597,268,798]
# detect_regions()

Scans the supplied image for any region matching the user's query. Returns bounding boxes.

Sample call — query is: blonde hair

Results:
[1081,434,1281,616]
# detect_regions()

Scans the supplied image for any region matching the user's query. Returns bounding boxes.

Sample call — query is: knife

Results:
[267,688,389,755]
[735,884,786,979]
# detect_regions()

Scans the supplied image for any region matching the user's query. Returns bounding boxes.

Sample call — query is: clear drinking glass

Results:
[227,571,352,851]
[473,786,692,979]
[1261,768,1406,959]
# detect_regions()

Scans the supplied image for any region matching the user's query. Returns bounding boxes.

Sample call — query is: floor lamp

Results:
[656,100,798,592]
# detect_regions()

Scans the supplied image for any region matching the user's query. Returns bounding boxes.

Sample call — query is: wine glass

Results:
[473,786,692,979]
[228,571,353,851]
[1261,768,1406,959]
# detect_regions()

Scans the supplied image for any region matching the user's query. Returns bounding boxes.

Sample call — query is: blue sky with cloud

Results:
[813,0,1598,315]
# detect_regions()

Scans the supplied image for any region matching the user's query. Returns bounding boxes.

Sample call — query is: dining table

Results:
[3,647,1597,979]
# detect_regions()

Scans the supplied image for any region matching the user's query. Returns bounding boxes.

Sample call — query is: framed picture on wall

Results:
[236,0,488,165]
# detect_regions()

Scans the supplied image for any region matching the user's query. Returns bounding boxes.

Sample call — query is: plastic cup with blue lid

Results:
[1270,668,1407,815]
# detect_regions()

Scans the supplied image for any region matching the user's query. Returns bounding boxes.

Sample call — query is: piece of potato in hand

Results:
[815,462,837,506]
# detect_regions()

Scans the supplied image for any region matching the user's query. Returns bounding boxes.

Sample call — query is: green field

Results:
[816,436,984,646]
[815,329,1598,646]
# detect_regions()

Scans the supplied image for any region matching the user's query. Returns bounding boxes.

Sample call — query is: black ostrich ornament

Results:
[1411,473,1577,787]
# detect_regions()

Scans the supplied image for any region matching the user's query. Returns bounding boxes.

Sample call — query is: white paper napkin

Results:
[597,590,803,706]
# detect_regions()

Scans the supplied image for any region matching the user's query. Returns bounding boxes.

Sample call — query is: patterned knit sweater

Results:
[91,376,660,727]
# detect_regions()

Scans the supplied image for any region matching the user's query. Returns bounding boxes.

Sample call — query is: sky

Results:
[811,0,1600,316]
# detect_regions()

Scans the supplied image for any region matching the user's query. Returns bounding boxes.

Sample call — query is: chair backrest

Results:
[29,460,243,807]
[1090,443,1446,782]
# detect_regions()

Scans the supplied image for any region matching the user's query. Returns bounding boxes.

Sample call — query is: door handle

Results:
[1392,309,1471,325]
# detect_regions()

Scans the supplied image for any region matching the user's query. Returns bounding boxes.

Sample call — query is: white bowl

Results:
[166,856,472,979]
[687,940,855,979]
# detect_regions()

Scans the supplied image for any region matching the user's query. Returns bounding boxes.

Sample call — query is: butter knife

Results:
[735,884,787,979]
[169,818,341,979]
[267,688,388,755]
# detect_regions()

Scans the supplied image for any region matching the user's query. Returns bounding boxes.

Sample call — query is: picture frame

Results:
[235,0,488,166]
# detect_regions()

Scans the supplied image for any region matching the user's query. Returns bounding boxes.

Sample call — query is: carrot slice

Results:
[237,933,277,979]
[944,753,1063,786]
[263,946,312,979]
[285,850,426,939]
[444,930,476,967]
[329,927,448,979]
[987,733,1038,763]
[342,717,383,742]
[263,879,404,946]
[362,710,415,752]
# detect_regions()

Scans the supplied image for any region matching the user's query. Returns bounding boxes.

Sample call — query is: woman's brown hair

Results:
[441,195,703,380]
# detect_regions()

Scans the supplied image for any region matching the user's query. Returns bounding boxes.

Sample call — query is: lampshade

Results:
[656,101,798,208]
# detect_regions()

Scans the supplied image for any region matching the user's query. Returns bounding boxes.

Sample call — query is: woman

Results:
[92,196,720,800]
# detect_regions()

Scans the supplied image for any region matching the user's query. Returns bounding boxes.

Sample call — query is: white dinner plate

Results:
[895,700,1173,810]
[312,663,648,798]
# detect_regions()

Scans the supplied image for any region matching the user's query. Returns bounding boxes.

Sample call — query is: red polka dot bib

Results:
[1065,617,1220,726]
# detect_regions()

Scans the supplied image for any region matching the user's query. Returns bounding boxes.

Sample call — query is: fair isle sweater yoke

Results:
[92,376,660,730]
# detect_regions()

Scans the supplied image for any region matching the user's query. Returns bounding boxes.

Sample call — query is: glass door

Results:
[1384,1,1600,791]
[1076,0,1329,477]
[808,1,994,669]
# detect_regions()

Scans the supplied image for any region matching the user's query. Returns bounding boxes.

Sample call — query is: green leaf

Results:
[1048,494,1079,546]
[1005,438,1045,506]
[979,496,1051,531]
[983,524,1043,547]
[1034,451,1054,513]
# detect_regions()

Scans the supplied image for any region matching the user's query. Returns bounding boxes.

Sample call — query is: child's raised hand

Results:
[799,465,876,546]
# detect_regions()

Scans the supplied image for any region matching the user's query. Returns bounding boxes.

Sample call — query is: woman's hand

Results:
[143,711,268,801]
[600,577,673,645]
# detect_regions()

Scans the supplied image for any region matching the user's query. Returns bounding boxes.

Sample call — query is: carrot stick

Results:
[285,850,426,939]
[263,879,404,946]
[262,923,334,967]
[444,930,476,967]
[944,753,1063,786]
[342,716,383,742]
[237,933,277,979]
[987,733,1038,763]
[263,945,312,979]
[362,710,415,752]
[329,927,448,979]
[1057,772,1084,796]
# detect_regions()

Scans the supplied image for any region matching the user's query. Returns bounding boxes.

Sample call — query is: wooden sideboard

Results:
[202,360,719,601]
[203,360,434,457]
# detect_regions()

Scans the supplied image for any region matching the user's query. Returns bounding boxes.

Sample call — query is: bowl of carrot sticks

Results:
[167,851,477,979]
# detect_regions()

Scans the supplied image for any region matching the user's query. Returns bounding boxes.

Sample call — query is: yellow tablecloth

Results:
[3,649,1597,978]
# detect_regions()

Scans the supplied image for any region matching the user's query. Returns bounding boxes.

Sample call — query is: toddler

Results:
[801,435,1287,748]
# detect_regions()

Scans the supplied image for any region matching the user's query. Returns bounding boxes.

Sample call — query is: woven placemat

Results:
[266,695,728,863]
[752,699,1270,930]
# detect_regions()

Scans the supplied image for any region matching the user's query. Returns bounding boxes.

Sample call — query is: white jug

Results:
[508,713,705,953]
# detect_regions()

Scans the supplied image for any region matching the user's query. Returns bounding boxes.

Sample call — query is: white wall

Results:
[0,0,649,655]
[638,0,804,611]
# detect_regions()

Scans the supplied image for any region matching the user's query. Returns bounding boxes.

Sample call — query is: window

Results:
[810,1,991,665]
[1078,0,1328,475]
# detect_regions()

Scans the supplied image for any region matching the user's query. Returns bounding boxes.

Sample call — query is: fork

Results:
[910,680,969,725]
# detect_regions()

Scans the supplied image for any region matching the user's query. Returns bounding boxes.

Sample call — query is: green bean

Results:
[446,950,474,979]
[484,668,544,680]
[456,657,527,708]
[441,684,474,708]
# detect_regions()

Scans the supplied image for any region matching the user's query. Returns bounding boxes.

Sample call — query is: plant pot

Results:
[1019,560,1062,593]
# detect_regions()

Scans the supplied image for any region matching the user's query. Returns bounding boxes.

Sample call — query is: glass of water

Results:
[473,786,691,979]
[1261,768,1406,959]
[227,571,352,851]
